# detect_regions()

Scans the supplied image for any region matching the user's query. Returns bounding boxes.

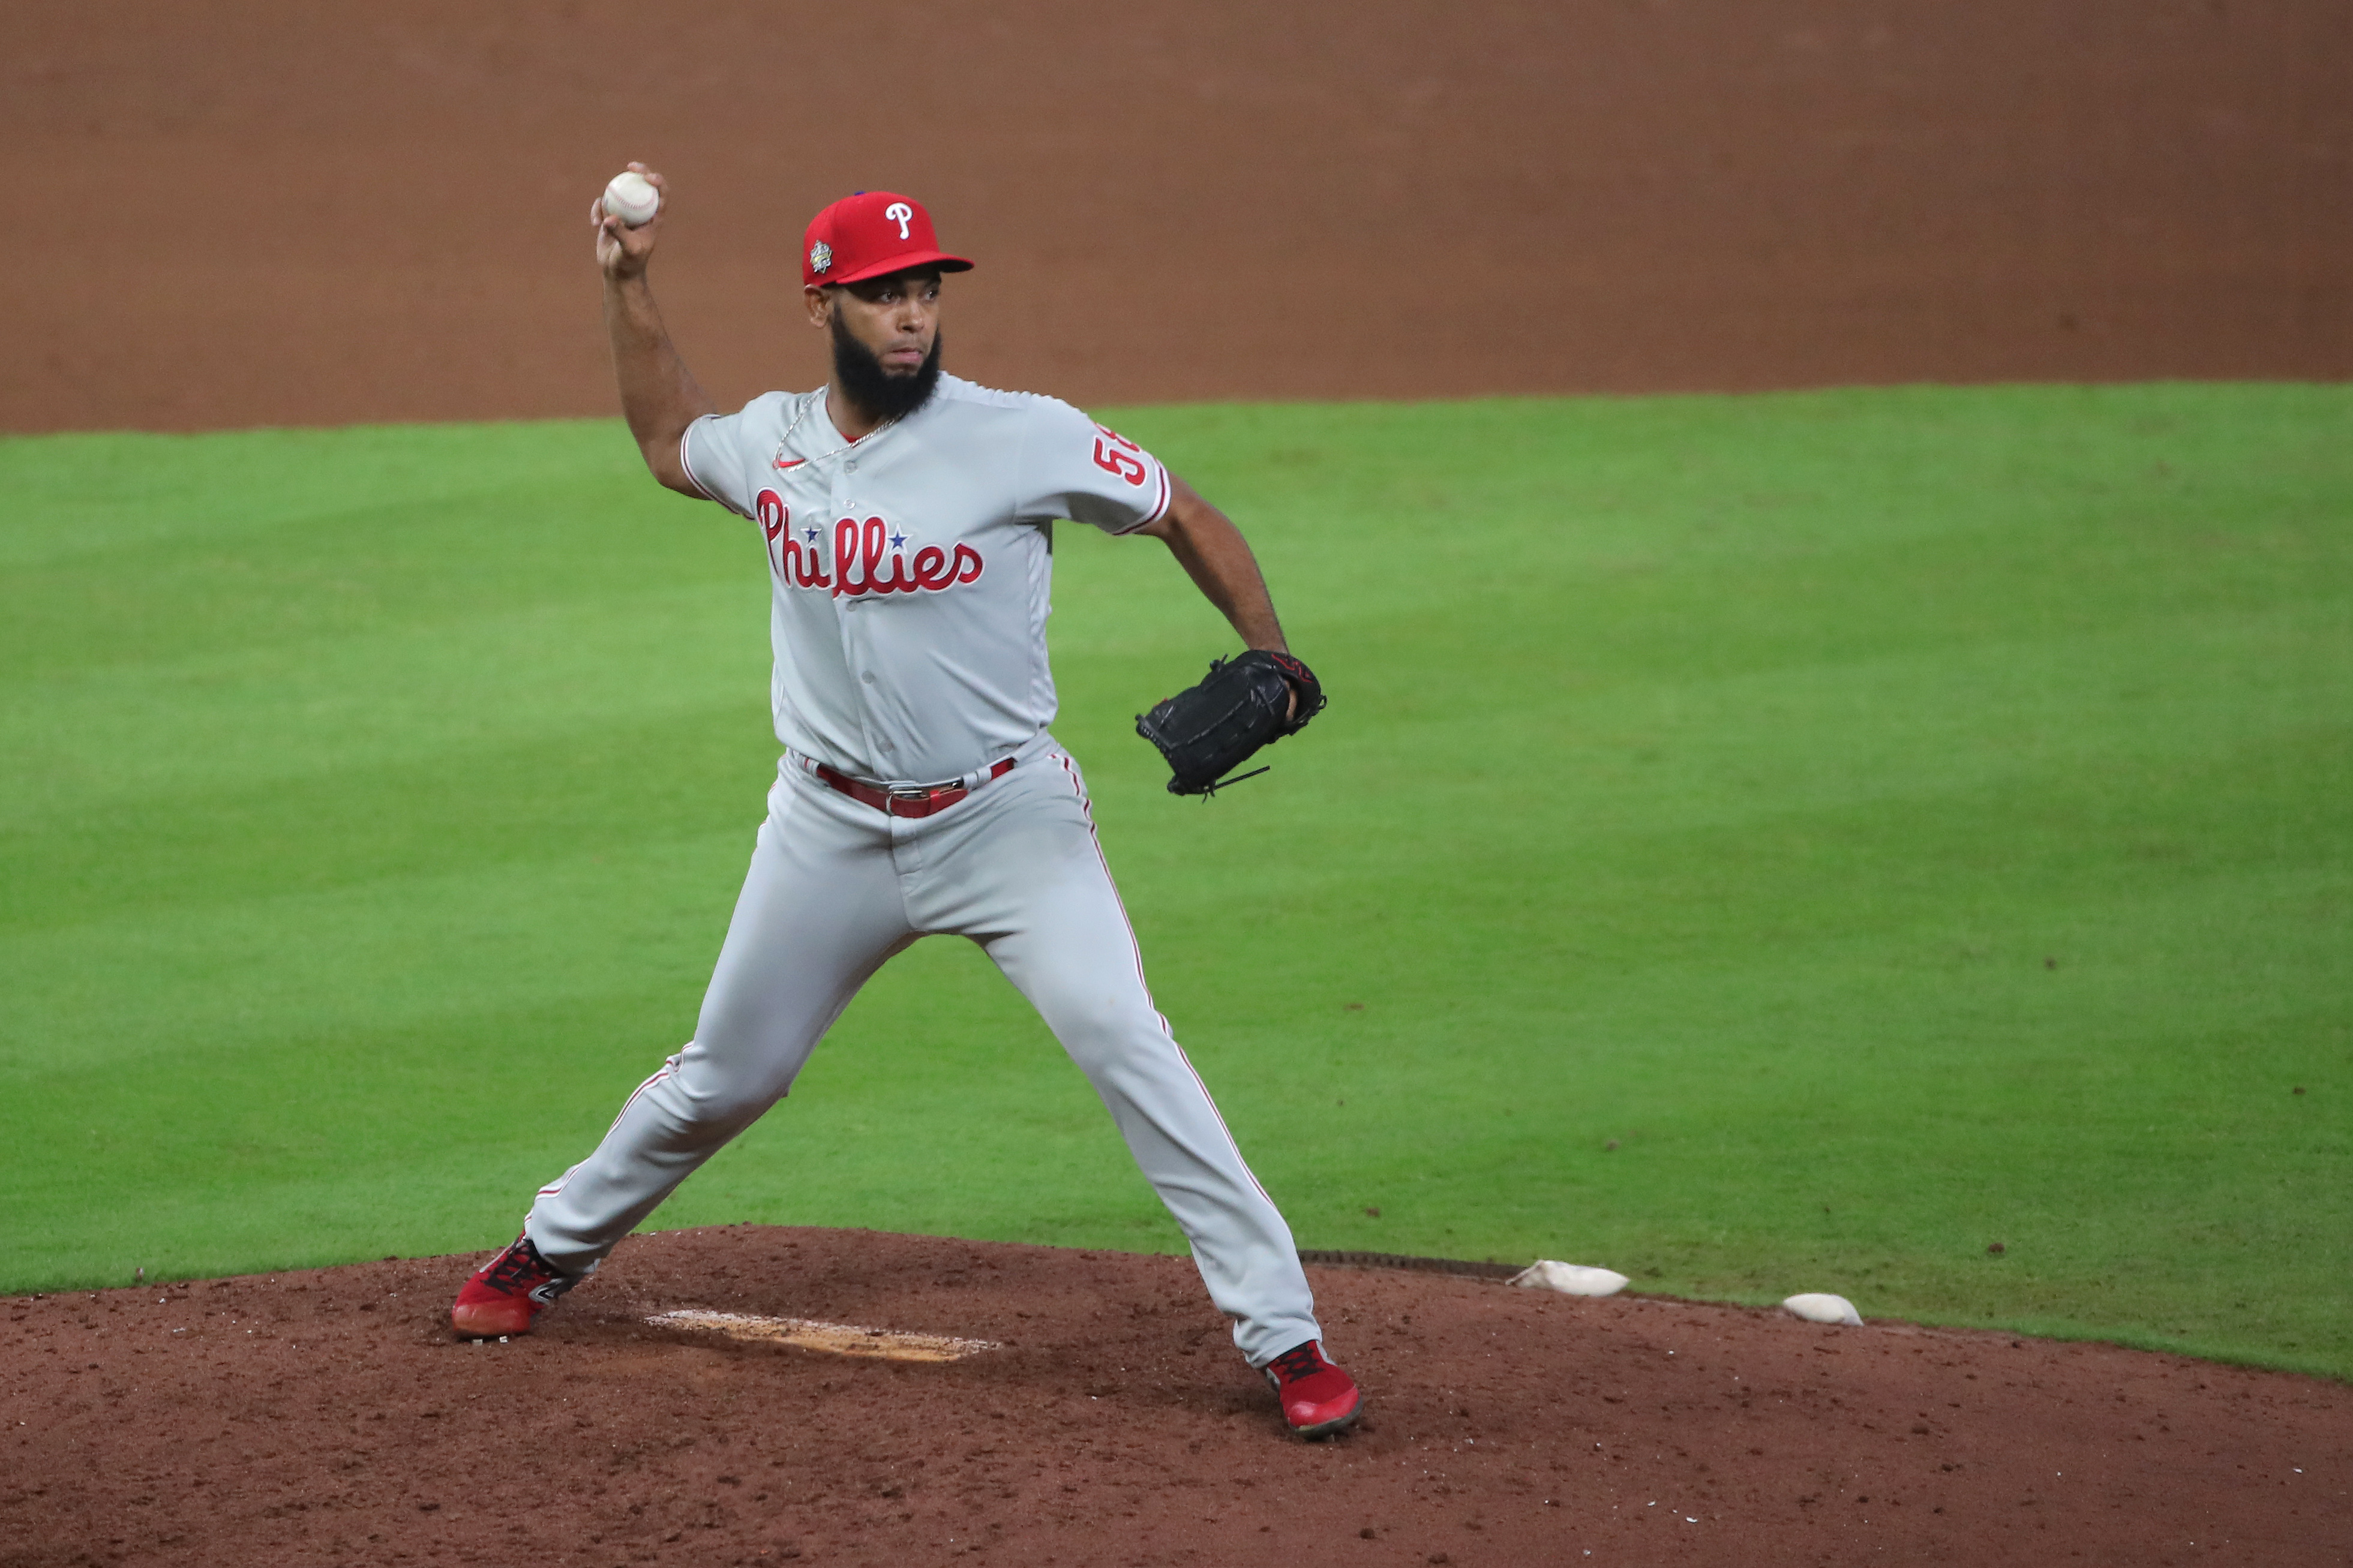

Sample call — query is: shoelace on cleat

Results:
[1265,1342,1327,1386]
[481,1237,559,1296]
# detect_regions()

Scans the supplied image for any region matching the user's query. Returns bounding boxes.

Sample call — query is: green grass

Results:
[2,386,2347,1378]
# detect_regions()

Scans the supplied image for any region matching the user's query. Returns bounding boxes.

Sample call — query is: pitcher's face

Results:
[808,268,943,376]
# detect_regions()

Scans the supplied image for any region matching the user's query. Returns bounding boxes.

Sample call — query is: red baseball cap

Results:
[802,191,973,289]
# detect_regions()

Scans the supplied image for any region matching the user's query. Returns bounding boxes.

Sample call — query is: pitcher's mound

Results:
[6,1225,2346,1565]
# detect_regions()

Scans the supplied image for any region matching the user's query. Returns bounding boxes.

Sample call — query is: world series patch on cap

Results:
[802,191,973,288]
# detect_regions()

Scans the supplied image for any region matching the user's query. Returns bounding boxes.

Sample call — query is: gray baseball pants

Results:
[525,734,1322,1366]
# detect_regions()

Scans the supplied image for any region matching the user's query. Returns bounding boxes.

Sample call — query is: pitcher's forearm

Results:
[1147,483,1288,653]
[1163,523,1286,651]
[604,274,715,492]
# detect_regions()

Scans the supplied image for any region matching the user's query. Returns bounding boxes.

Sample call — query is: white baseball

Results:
[603,170,659,227]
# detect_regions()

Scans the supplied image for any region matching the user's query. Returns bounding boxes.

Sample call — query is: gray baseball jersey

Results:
[680,375,1174,785]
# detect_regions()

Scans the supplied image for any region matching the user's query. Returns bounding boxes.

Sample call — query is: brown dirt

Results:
[6,1,2348,434]
[5,1227,2348,1566]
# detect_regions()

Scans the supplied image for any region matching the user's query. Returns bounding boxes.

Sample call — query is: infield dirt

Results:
[7,0,2348,432]
[5,1226,2348,1566]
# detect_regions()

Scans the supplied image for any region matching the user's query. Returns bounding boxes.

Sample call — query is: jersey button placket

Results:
[833,472,886,777]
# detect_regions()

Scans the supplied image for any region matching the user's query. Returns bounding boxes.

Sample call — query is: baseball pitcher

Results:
[450,169,1358,1439]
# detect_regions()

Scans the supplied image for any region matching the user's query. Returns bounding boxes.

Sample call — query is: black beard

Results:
[830,314,943,425]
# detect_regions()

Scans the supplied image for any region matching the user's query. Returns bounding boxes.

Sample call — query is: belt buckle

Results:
[888,783,947,816]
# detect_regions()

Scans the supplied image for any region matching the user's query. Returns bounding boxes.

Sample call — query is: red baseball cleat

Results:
[1262,1339,1364,1438]
[449,1233,581,1338]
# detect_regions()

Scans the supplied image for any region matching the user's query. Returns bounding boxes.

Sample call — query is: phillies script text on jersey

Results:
[756,492,985,597]
[680,377,1177,782]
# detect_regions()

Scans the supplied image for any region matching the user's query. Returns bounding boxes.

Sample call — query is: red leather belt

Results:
[811,756,1015,819]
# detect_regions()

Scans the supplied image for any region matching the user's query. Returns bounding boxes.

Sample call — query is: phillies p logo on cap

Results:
[801,192,974,289]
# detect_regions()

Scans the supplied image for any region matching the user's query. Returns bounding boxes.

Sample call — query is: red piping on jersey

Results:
[1112,458,1173,535]
[679,423,731,511]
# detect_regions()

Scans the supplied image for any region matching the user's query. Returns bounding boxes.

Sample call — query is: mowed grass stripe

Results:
[6,591,2337,933]
[0,576,766,827]
[0,422,638,570]
[1,386,2346,1380]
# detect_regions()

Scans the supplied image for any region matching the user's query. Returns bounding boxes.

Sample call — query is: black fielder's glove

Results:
[1135,650,1327,797]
